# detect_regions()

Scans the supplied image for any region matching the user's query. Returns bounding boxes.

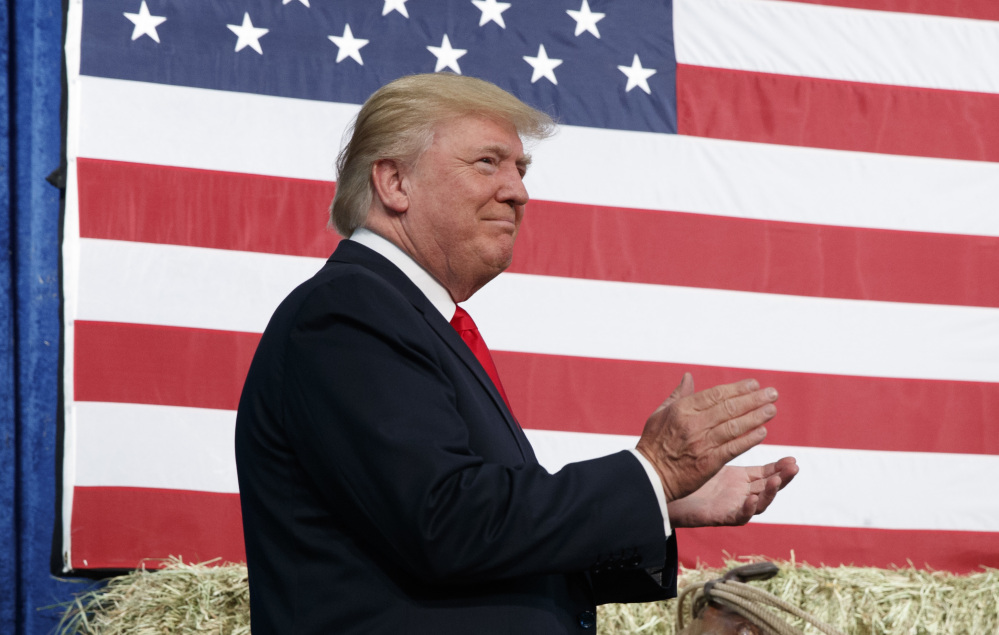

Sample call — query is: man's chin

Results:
[479,236,516,267]
[492,247,516,272]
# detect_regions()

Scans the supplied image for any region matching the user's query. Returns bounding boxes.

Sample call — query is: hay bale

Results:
[600,558,999,634]
[57,558,250,635]
[57,557,999,634]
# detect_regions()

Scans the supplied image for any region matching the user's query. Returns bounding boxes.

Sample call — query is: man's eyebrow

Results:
[477,143,513,156]
[518,154,533,174]
[476,143,532,171]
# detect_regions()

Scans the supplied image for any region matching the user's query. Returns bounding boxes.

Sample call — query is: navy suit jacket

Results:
[235,240,678,634]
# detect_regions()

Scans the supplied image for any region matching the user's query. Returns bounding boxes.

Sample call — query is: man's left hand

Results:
[666,457,799,528]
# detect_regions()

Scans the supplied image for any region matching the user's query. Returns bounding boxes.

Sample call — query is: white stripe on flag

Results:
[71,400,999,533]
[77,76,999,238]
[469,272,999,383]
[76,238,324,334]
[731,442,999,532]
[525,428,999,533]
[73,401,239,494]
[675,0,999,94]
[75,76,354,181]
[527,127,999,238]
[78,238,999,383]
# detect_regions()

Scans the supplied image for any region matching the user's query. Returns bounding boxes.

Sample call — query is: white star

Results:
[382,0,409,18]
[472,0,511,28]
[427,35,467,74]
[567,0,605,38]
[227,13,269,54]
[328,24,369,65]
[523,44,563,85]
[618,54,657,94]
[123,1,167,43]
[282,0,310,6]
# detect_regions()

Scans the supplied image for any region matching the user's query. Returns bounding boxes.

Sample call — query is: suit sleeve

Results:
[589,534,678,604]
[272,271,673,587]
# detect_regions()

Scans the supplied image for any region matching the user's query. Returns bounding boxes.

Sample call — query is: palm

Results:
[667,458,798,528]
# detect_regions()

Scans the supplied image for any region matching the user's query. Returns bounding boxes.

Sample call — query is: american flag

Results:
[61,0,999,573]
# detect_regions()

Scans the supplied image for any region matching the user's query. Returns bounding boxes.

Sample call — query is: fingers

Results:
[687,378,766,412]
[746,457,799,484]
[720,387,778,419]
[682,380,778,455]
[752,474,783,514]
[716,425,769,466]
[746,459,798,515]
[739,494,759,524]
[773,457,799,490]
[706,390,779,455]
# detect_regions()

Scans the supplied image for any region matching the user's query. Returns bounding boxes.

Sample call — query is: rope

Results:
[676,568,846,635]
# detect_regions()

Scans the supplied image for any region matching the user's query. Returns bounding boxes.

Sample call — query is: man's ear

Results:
[371,158,410,214]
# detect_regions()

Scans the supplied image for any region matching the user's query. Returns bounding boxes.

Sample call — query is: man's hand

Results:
[667,458,799,528]
[636,373,779,503]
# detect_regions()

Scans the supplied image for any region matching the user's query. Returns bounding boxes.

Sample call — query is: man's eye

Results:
[479,157,495,165]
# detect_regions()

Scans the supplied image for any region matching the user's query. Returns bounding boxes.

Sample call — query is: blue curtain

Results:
[1,1,95,633]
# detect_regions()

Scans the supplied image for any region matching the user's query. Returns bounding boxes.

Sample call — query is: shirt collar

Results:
[349,228,457,321]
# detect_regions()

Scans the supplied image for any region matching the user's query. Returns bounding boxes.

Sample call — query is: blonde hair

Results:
[329,73,556,236]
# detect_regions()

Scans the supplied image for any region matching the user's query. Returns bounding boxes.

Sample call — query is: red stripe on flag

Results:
[511,200,999,309]
[678,523,999,573]
[72,487,999,573]
[677,64,999,163]
[493,351,999,456]
[77,158,341,258]
[68,486,997,573]
[77,160,999,308]
[74,321,259,411]
[70,486,245,570]
[71,321,999,456]
[786,0,999,22]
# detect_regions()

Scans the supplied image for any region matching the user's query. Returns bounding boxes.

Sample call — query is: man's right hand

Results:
[635,373,778,503]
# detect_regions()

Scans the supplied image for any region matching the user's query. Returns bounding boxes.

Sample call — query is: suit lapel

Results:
[329,241,530,460]
[420,312,531,461]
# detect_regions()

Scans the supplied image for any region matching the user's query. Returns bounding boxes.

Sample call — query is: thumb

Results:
[662,372,695,408]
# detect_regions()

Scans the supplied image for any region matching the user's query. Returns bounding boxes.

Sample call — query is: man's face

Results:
[401,114,530,302]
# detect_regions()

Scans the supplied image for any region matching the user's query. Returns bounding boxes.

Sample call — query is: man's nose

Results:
[498,168,529,207]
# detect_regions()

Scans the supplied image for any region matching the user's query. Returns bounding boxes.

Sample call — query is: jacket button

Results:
[578,610,596,629]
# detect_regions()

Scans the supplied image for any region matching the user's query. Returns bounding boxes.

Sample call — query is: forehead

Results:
[431,114,525,157]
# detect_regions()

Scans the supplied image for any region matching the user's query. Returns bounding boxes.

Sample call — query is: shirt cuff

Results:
[628,448,672,538]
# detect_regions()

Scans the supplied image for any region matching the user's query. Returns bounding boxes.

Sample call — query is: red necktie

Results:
[450,306,512,413]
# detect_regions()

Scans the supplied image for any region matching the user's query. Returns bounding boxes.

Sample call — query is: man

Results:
[235,73,798,634]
